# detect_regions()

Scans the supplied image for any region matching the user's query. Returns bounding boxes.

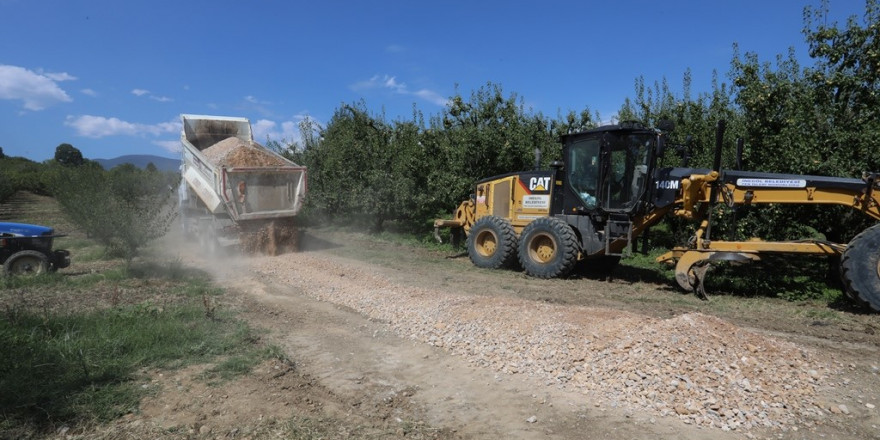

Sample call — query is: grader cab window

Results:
[601,133,653,212]
[568,138,601,209]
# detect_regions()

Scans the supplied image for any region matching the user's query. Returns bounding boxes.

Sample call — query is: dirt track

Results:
[143,227,880,440]
[5,191,878,439]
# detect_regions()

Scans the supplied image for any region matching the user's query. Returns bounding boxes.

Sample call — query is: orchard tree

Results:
[54,143,84,167]
[52,165,177,266]
[729,0,880,242]
[802,0,880,175]
[426,82,557,212]
[617,70,742,169]
[302,101,389,228]
[552,108,597,137]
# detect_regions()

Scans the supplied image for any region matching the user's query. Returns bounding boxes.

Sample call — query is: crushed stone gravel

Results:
[253,253,854,434]
[200,137,288,167]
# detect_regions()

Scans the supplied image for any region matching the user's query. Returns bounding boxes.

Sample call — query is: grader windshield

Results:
[600,131,653,212]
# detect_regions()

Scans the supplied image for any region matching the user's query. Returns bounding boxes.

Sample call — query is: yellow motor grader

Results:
[434,120,880,311]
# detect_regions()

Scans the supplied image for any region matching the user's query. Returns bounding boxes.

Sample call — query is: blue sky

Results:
[0,0,867,161]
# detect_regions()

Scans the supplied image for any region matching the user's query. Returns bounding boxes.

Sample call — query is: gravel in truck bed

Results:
[200,137,288,167]
[254,253,861,434]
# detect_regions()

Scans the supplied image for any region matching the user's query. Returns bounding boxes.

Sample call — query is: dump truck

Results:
[179,114,307,254]
[434,120,880,312]
[1,222,71,275]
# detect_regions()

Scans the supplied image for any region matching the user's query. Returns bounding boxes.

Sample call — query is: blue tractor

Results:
[0,222,71,275]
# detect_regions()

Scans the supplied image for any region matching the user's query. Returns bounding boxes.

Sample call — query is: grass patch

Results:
[0,298,264,429]
[0,255,269,437]
[0,192,279,436]
[199,345,287,385]
[55,237,105,262]
[0,272,66,290]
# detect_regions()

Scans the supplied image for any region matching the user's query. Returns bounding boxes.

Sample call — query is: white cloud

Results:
[252,118,299,143]
[242,95,275,117]
[413,88,450,107]
[0,64,73,111]
[252,114,321,147]
[43,71,77,82]
[153,140,182,154]
[351,74,449,107]
[81,88,97,97]
[131,88,173,102]
[65,115,180,138]
[244,95,274,105]
[350,75,384,91]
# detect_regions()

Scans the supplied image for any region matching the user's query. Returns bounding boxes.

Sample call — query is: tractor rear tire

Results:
[4,250,49,276]
[467,216,518,269]
[840,224,880,312]
[518,217,579,279]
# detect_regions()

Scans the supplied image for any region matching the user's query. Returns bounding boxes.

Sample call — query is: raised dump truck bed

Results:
[179,114,307,252]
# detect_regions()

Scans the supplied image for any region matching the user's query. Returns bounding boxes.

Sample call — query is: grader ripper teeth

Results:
[435,120,880,312]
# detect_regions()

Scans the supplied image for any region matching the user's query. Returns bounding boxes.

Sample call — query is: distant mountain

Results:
[94,155,180,172]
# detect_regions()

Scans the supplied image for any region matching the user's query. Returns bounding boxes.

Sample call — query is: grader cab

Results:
[434,121,880,311]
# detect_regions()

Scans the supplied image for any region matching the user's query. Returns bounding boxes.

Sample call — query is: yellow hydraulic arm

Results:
[657,170,880,295]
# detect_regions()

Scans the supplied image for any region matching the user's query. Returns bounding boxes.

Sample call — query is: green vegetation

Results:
[0,5,874,436]
[0,255,277,438]
[0,156,54,201]
[0,193,275,437]
[1,300,251,417]
[2,2,877,305]
[54,143,85,167]
[50,163,178,266]
[279,1,880,246]
[282,1,877,303]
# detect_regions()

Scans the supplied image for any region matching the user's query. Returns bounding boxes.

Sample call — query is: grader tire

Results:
[518,217,579,279]
[840,224,880,312]
[467,216,518,269]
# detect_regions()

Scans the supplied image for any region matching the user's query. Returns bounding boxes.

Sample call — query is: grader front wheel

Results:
[840,224,880,312]
[467,216,518,269]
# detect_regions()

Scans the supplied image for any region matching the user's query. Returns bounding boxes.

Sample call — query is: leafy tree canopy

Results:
[54,143,84,167]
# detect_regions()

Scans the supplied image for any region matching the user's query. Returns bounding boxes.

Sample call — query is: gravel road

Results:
[202,229,880,439]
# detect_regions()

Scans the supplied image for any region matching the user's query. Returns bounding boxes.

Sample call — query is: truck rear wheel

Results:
[4,250,49,276]
[467,216,518,269]
[840,224,880,312]
[518,217,578,279]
